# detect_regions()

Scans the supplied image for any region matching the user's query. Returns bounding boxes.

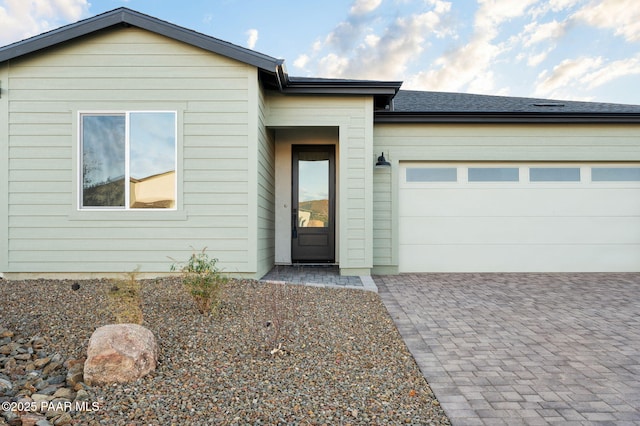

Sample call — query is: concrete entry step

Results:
[260,265,369,290]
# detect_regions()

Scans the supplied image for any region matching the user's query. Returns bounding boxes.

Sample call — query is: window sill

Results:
[68,209,188,221]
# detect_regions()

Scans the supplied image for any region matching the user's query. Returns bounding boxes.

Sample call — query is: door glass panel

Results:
[298,152,329,228]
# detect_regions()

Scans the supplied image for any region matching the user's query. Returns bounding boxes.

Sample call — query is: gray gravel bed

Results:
[1,278,450,425]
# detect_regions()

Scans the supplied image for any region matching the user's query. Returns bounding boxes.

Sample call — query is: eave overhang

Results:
[279,77,402,110]
[282,78,401,96]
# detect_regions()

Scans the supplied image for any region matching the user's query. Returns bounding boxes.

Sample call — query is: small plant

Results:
[107,268,143,324]
[244,267,306,356]
[170,248,228,315]
[263,282,304,355]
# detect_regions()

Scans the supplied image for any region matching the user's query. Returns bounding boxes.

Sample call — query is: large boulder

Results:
[84,324,157,386]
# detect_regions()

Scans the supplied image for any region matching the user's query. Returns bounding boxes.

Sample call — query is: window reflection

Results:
[130,112,176,208]
[82,115,126,207]
[80,112,176,209]
[298,157,329,228]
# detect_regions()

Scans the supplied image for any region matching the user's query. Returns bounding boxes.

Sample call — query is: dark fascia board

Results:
[0,8,284,72]
[375,111,640,124]
[282,78,402,96]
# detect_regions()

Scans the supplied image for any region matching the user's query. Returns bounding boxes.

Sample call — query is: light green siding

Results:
[266,96,374,274]
[5,27,259,276]
[373,122,640,273]
[0,64,8,274]
[255,81,275,277]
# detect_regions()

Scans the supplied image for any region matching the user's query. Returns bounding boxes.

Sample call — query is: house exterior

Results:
[1,8,640,279]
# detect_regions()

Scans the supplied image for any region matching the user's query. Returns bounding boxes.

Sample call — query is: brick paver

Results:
[375,273,640,425]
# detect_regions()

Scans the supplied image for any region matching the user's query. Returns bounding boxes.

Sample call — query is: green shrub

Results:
[171,248,228,315]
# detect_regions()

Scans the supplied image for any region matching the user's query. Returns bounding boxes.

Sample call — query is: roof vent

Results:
[533,102,565,107]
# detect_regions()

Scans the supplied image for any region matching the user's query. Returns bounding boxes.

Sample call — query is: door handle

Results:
[292,208,298,238]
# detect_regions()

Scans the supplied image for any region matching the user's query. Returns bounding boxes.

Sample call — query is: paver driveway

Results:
[375,273,640,425]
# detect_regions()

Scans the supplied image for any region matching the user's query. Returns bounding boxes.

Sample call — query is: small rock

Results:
[72,382,86,392]
[31,337,46,351]
[14,353,31,361]
[36,420,54,426]
[4,357,16,371]
[53,412,72,425]
[71,283,80,291]
[19,413,47,426]
[48,375,66,385]
[50,354,63,365]
[52,388,75,400]
[34,357,51,369]
[43,362,61,375]
[0,377,12,391]
[74,389,90,401]
[38,385,62,396]
[32,393,52,403]
[0,330,14,338]
[2,410,21,426]
[65,363,83,387]
[34,380,49,391]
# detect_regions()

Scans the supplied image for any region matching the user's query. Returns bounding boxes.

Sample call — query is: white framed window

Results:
[79,111,177,210]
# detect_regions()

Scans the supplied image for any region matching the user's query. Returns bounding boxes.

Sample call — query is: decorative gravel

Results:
[1,278,450,425]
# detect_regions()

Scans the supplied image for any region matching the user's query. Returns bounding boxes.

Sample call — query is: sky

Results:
[1,0,639,105]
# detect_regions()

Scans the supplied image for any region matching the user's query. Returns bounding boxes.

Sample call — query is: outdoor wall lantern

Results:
[375,152,391,168]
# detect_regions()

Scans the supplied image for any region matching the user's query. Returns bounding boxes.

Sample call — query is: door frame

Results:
[291,144,336,263]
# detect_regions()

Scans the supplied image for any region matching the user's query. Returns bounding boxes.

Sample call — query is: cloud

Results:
[529,0,583,19]
[405,36,503,92]
[573,0,640,42]
[246,28,258,49]
[349,0,382,16]
[293,54,310,70]
[405,0,536,92]
[0,0,89,45]
[534,54,640,100]
[521,20,567,47]
[304,1,453,81]
[534,56,603,96]
[474,0,540,38]
[581,55,640,89]
[527,48,553,66]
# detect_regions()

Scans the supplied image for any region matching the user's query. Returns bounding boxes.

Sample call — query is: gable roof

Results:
[0,7,400,105]
[0,7,284,72]
[376,90,640,123]
[1,7,637,121]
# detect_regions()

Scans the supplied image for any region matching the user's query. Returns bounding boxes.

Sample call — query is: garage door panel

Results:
[400,188,640,217]
[399,244,640,273]
[400,217,640,245]
[399,162,640,272]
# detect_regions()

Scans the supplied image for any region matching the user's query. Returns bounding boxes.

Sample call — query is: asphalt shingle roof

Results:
[392,90,640,113]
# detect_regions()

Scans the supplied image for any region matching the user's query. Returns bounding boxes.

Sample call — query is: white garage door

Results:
[399,163,640,272]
